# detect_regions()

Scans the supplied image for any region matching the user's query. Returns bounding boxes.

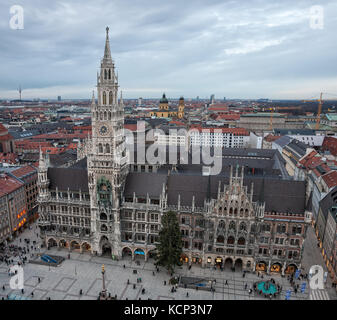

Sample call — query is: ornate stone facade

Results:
[37,28,309,275]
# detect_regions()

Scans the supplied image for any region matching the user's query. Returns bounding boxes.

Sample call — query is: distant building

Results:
[0,173,27,243]
[138,97,142,106]
[57,96,61,102]
[10,165,38,223]
[189,127,250,148]
[149,94,185,119]
[0,123,15,153]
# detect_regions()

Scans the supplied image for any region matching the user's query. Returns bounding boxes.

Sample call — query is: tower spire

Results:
[103,26,112,62]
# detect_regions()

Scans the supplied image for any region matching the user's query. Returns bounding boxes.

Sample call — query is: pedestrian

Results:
[186,292,189,297]
[153,271,155,276]
[225,280,228,285]
[164,280,166,286]
[127,279,129,285]
[123,264,125,269]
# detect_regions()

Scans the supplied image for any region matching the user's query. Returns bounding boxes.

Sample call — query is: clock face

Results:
[100,126,108,135]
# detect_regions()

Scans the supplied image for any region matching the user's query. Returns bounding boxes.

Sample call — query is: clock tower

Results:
[87,27,128,258]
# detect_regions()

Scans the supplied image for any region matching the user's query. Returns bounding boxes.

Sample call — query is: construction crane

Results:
[262,106,302,131]
[303,92,323,130]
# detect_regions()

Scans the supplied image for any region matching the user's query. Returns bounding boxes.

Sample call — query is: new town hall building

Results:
[37,28,311,275]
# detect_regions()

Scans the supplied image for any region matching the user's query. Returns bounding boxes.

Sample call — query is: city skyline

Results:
[0,0,337,100]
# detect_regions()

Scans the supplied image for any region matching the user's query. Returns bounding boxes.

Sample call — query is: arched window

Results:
[234,208,238,215]
[100,112,103,120]
[96,111,98,120]
[108,69,111,80]
[238,237,245,245]
[100,212,107,220]
[218,220,225,229]
[109,91,113,104]
[217,235,224,243]
[104,111,107,120]
[101,224,108,232]
[239,222,247,231]
[103,91,107,105]
[227,236,235,245]
[229,221,236,232]
[105,144,110,154]
[98,144,103,153]
[104,69,107,80]
[108,112,111,120]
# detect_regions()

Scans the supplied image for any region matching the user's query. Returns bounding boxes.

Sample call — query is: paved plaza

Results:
[0,223,336,300]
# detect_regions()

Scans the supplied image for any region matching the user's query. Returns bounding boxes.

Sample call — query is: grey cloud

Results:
[0,0,336,99]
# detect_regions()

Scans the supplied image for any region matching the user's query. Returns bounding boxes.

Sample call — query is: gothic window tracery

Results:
[227,235,235,245]
[97,177,112,206]
[239,222,247,231]
[103,91,107,105]
[98,143,103,153]
[109,91,113,104]
[229,221,236,232]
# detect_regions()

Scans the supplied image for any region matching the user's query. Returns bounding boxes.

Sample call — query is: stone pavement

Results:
[0,223,336,300]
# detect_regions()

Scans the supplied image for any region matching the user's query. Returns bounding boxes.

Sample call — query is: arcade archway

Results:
[285,264,297,274]
[270,263,282,273]
[256,261,267,272]
[47,238,57,248]
[134,248,145,259]
[122,247,132,258]
[234,258,243,272]
[224,257,233,271]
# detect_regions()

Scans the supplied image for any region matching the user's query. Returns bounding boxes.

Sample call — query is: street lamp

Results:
[101,264,107,299]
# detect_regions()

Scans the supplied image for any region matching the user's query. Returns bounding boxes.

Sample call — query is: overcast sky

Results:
[0,0,337,100]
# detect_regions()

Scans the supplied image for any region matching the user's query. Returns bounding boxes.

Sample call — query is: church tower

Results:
[87,27,128,258]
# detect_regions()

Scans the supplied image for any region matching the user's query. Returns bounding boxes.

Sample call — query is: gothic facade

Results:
[37,28,310,275]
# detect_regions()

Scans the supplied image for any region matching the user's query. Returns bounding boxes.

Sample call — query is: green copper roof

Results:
[160,93,168,104]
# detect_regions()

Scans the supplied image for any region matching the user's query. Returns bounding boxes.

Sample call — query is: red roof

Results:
[322,171,337,188]
[264,134,281,143]
[124,124,138,131]
[11,165,37,179]
[0,123,8,133]
[15,141,52,150]
[215,114,240,121]
[208,107,229,112]
[190,126,249,136]
[41,147,66,155]
[322,136,337,156]
[0,174,24,196]
[169,120,185,126]
[0,153,18,164]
